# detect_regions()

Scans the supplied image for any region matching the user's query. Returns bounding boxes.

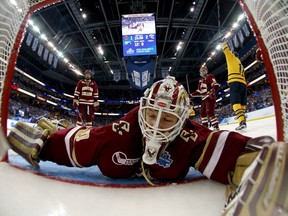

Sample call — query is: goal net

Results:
[0,0,61,161]
[0,0,288,162]
[238,0,288,142]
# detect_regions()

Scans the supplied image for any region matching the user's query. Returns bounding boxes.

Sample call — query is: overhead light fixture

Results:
[82,13,87,19]
[237,13,245,22]
[27,17,82,76]
[57,51,63,57]
[40,34,47,41]
[28,20,33,25]
[97,46,104,55]
[232,22,239,29]
[32,25,40,33]
[216,44,221,50]
[224,31,232,39]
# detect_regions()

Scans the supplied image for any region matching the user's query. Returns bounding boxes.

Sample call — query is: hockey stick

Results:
[202,90,214,101]
[186,74,194,107]
[186,74,190,95]
[76,108,86,126]
[189,93,210,100]
[190,95,204,98]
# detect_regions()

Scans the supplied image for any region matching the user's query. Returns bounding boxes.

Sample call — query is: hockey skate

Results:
[222,138,288,216]
[7,121,49,168]
[235,120,247,131]
[213,126,220,131]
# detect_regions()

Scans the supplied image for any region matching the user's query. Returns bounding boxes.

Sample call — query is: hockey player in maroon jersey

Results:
[73,69,99,127]
[8,76,286,215]
[190,65,220,130]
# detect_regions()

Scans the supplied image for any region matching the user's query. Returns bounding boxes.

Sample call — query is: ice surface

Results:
[0,116,276,216]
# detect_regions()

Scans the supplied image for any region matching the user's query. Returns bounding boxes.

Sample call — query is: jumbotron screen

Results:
[121,13,157,57]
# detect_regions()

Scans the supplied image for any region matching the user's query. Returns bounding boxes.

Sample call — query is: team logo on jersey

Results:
[112,151,140,165]
[112,120,130,135]
[180,130,198,142]
[157,151,173,168]
[147,146,157,158]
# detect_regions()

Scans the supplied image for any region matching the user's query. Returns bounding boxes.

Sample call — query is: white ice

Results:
[0,115,277,216]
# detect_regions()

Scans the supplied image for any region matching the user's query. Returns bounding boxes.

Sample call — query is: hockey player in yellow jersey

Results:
[222,41,247,131]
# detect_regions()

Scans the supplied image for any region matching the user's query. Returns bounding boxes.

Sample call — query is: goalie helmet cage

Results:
[0,0,288,162]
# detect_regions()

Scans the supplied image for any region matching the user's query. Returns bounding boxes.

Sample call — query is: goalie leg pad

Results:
[222,139,288,216]
[7,121,49,168]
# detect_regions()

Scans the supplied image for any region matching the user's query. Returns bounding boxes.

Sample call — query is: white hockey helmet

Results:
[199,65,208,77]
[138,76,190,144]
[83,69,94,79]
[84,69,93,75]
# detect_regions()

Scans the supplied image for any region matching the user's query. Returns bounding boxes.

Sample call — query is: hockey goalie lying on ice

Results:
[7,76,287,216]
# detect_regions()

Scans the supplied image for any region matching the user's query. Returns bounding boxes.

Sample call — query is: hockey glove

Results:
[73,99,79,110]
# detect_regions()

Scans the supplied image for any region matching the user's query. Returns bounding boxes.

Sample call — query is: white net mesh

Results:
[0,0,30,125]
[243,0,288,141]
[0,0,51,127]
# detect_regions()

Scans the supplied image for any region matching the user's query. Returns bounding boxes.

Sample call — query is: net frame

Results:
[239,0,288,142]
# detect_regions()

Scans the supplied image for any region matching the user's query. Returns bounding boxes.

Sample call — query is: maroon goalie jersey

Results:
[39,107,251,184]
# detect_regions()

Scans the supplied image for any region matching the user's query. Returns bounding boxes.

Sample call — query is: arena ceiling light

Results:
[27,19,81,76]
[202,13,247,66]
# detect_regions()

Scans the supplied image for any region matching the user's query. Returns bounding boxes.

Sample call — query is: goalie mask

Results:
[199,65,208,77]
[138,76,190,165]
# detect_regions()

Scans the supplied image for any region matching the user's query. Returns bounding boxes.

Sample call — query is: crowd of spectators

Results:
[8,63,275,128]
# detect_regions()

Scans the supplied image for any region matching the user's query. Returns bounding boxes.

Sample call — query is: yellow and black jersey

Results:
[222,45,246,85]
